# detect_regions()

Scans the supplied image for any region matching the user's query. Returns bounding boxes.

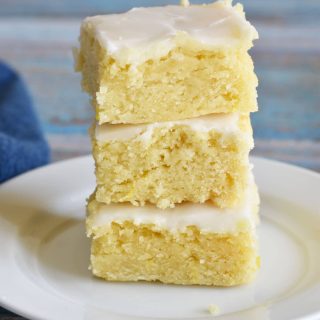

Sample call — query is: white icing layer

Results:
[95,112,240,142]
[91,180,259,233]
[82,1,258,65]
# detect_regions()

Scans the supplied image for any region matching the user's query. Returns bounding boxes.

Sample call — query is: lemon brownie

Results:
[86,182,260,286]
[75,1,258,124]
[92,112,253,209]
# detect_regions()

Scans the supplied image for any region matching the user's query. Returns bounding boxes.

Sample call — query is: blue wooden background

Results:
[0,0,320,318]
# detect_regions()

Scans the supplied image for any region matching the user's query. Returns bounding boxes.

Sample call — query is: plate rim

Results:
[0,155,320,320]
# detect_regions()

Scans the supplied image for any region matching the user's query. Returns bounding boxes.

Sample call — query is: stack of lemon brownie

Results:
[75,0,260,286]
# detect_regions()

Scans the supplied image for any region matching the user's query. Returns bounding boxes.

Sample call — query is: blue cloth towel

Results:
[0,62,50,183]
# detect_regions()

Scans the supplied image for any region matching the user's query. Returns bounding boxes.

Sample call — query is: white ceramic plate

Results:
[0,156,320,320]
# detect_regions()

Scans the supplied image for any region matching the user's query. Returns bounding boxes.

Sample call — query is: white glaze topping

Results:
[95,112,240,142]
[82,1,258,65]
[90,178,259,233]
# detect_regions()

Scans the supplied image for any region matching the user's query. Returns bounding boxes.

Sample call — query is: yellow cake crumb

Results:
[76,1,258,124]
[78,42,258,124]
[86,193,260,286]
[87,220,259,286]
[208,304,220,315]
[92,114,253,209]
[77,0,260,288]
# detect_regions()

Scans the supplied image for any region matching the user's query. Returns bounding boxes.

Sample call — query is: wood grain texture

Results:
[0,18,319,164]
[0,0,319,319]
[1,0,320,21]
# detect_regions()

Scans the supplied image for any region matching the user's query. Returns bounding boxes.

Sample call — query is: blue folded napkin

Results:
[0,62,50,183]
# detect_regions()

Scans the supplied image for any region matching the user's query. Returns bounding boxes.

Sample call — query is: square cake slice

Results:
[75,1,258,124]
[92,113,253,209]
[86,182,260,286]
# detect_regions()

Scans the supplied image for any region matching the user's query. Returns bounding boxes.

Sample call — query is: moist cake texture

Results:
[92,113,253,209]
[86,183,260,286]
[90,223,259,286]
[75,1,258,124]
[76,0,260,287]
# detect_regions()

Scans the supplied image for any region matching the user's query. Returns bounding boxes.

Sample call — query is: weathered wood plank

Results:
[0,19,319,141]
[1,0,320,24]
